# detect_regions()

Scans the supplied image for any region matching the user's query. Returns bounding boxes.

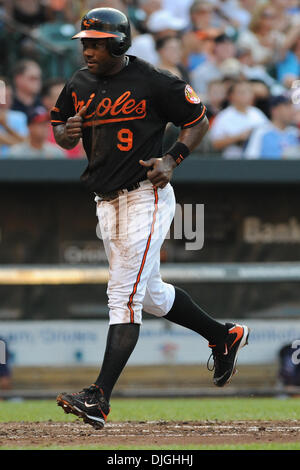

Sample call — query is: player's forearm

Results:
[177,116,210,152]
[53,124,80,149]
[162,117,210,169]
[142,116,210,186]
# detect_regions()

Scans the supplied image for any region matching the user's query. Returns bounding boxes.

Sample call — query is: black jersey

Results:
[51,55,206,193]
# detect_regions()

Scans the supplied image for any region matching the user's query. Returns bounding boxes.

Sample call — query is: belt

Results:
[94,179,148,202]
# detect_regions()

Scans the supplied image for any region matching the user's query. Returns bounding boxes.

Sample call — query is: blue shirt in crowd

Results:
[0,110,28,157]
[277,51,300,85]
[244,122,300,159]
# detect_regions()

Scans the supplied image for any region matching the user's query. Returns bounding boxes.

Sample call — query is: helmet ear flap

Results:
[108,35,131,57]
[107,37,121,57]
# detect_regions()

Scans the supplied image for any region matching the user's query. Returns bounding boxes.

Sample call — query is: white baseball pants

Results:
[96,180,176,324]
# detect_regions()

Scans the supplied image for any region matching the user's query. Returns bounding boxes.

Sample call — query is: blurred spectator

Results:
[188,1,218,33]
[41,78,84,158]
[41,77,65,114]
[218,57,244,80]
[8,105,65,158]
[129,0,162,34]
[183,0,239,33]
[155,33,191,153]
[236,46,279,91]
[11,59,42,118]
[237,3,285,67]
[0,77,28,157]
[162,0,194,27]
[191,33,236,101]
[293,99,300,131]
[214,0,257,32]
[84,0,128,13]
[182,1,222,71]
[147,8,186,36]
[136,0,162,18]
[276,27,300,88]
[1,0,299,163]
[191,78,228,156]
[128,8,186,65]
[272,0,300,33]
[287,0,300,20]
[4,0,53,28]
[205,79,227,125]
[156,36,190,81]
[244,95,300,159]
[249,79,272,118]
[209,79,269,158]
[47,0,81,23]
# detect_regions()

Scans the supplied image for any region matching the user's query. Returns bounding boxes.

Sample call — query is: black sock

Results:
[94,323,140,402]
[164,286,227,343]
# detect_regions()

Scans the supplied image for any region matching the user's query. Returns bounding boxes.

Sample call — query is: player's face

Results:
[81,39,118,75]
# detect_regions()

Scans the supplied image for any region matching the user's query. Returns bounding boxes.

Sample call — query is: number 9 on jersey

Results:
[117,128,133,151]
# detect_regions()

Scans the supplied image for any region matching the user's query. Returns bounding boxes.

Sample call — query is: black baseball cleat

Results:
[207,323,250,387]
[56,384,110,429]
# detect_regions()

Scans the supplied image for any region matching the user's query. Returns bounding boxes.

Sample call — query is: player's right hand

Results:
[65,106,87,139]
[139,155,176,188]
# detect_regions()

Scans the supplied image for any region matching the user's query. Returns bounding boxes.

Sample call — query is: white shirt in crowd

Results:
[209,105,269,158]
[128,34,159,65]
[162,0,194,27]
[8,141,65,159]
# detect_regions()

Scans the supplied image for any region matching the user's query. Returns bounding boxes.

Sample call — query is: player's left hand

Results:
[139,155,177,189]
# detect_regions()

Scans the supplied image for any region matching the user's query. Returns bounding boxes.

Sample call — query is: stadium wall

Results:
[1,319,299,366]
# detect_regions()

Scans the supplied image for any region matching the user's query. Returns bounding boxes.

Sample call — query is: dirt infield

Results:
[1,420,300,447]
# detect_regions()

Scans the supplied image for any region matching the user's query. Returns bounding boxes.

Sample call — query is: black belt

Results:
[95,179,146,202]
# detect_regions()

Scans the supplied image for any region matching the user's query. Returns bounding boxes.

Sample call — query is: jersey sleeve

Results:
[50,82,75,126]
[154,70,207,128]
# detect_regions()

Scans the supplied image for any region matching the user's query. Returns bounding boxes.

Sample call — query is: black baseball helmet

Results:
[72,7,131,57]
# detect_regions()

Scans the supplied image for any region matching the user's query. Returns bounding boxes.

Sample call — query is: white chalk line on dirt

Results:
[2,421,300,441]
[2,429,300,440]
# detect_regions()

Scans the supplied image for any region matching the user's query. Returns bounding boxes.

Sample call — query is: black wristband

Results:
[167,142,190,166]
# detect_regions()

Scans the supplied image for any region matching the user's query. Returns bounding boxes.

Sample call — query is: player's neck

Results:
[114,55,129,74]
[98,55,129,77]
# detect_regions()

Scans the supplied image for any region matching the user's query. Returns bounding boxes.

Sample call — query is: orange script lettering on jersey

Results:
[72,91,147,126]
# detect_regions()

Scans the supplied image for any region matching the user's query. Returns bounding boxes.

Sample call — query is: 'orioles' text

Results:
[72,91,147,125]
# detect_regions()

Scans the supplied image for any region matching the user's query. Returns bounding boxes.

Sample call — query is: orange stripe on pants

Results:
[127,186,158,323]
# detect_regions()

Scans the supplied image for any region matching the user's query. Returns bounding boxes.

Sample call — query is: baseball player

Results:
[52,8,249,429]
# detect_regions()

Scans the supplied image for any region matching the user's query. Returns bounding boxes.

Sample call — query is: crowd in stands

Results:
[0,0,300,160]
